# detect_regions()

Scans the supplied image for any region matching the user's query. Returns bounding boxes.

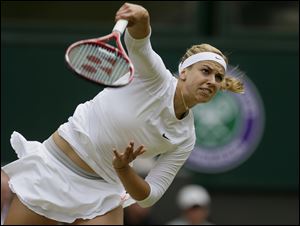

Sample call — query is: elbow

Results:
[136,197,156,208]
[136,190,155,208]
[135,183,162,208]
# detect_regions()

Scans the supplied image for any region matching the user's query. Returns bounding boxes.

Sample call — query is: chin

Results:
[195,90,216,103]
[196,95,212,103]
[202,98,211,103]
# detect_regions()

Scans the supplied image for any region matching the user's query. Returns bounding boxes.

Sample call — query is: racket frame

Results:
[65,23,134,87]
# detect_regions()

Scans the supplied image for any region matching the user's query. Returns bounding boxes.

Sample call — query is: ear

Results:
[179,69,187,81]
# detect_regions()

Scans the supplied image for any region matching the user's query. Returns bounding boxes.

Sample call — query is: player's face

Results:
[182,61,225,104]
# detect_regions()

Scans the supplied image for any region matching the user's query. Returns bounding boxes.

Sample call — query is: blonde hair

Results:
[181,44,244,94]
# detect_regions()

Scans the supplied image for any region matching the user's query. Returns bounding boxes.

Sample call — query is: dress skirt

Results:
[2,131,134,223]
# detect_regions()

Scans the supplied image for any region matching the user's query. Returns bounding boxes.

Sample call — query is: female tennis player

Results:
[2,2,244,225]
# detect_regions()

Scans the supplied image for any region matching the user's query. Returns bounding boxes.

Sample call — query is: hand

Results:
[112,141,146,170]
[115,2,149,27]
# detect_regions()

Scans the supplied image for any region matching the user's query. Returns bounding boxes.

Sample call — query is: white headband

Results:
[178,52,227,73]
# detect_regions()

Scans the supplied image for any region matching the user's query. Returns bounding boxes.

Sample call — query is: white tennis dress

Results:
[2,29,196,223]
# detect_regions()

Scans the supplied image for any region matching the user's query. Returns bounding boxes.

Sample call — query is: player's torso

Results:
[90,74,193,158]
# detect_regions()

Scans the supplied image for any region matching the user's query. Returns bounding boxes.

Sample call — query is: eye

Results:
[201,69,209,74]
[215,74,224,83]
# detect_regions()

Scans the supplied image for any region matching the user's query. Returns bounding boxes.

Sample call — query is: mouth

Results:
[198,88,213,96]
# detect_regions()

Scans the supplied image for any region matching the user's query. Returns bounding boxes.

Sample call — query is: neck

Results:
[174,84,189,119]
[179,86,189,111]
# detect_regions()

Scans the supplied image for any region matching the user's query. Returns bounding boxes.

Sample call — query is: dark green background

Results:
[1,1,298,192]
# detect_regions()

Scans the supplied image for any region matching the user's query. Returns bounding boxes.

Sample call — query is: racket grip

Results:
[113,19,128,34]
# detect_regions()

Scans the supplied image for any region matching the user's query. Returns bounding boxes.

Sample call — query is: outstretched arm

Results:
[112,141,150,201]
[115,2,150,39]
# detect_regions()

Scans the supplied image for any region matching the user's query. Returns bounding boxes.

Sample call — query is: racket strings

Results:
[69,44,130,84]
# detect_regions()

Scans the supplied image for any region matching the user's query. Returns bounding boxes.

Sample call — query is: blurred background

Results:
[1,1,299,225]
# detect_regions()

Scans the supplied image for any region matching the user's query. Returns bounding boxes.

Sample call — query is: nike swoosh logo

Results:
[162,133,170,140]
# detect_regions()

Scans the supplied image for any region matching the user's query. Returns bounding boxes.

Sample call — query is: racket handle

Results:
[113,19,128,34]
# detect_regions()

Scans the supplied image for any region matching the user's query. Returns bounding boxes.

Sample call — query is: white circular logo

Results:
[185,72,265,173]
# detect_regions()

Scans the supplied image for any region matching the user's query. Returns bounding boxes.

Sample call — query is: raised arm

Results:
[115,2,170,87]
[115,2,150,39]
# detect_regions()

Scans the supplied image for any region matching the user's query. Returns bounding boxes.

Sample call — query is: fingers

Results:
[114,141,146,160]
[123,141,133,159]
[133,145,146,158]
[115,2,149,27]
[115,3,132,22]
[123,141,146,159]
[113,148,122,159]
[129,143,146,160]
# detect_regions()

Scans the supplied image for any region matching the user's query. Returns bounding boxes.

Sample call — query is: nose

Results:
[206,75,216,86]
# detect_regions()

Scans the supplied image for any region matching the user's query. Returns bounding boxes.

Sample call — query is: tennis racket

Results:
[65,19,134,87]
